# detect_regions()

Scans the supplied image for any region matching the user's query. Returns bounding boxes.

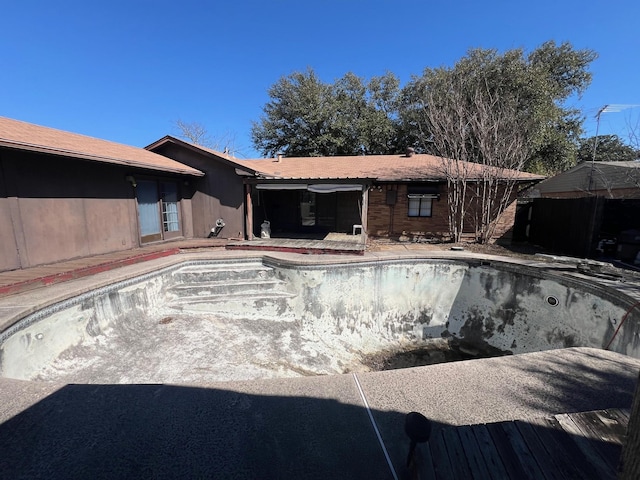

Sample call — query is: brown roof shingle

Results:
[0,117,203,176]
[146,136,544,183]
[230,153,544,182]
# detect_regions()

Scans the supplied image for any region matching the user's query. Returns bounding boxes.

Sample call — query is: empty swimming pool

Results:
[1,256,639,383]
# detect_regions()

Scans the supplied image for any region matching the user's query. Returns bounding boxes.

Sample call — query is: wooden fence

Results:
[514,197,640,259]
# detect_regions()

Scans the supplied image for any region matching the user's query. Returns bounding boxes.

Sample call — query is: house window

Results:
[408,194,433,217]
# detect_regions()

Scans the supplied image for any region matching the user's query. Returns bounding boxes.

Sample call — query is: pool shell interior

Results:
[1,257,639,383]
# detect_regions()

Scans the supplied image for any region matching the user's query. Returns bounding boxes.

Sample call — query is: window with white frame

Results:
[408,194,434,217]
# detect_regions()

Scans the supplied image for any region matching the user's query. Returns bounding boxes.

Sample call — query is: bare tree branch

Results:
[174,120,212,146]
[173,120,243,156]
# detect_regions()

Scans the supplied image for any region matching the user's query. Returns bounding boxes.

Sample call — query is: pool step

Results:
[169,278,289,297]
[165,291,296,320]
[164,262,297,320]
[171,262,276,283]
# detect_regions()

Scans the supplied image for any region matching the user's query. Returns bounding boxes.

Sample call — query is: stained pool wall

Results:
[1,257,639,380]
[0,270,170,380]
[275,258,640,357]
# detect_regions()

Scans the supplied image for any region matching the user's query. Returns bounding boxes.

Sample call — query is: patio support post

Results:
[361,187,369,242]
[245,184,253,240]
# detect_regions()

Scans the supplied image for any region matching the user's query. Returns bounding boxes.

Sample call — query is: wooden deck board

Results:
[471,424,510,480]
[591,410,628,445]
[551,414,616,480]
[425,410,625,480]
[457,425,493,480]
[526,416,601,480]
[499,421,548,479]
[514,420,566,480]
[429,431,455,480]
[486,422,532,479]
[604,407,630,426]
[567,412,623,472]
[442,427,474,479]
[416,443,437,480]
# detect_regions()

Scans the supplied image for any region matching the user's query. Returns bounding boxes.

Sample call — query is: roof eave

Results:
[0,139,204,177]
[246,176,375,183]
[145,135,259,175]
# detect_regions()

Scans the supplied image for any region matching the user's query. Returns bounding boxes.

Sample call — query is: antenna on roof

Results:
[589,104,640,191]
[597,104,640,115]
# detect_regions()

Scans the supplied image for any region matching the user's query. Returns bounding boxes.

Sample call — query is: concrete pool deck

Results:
[0,348,638,479]
[1,244,640,478]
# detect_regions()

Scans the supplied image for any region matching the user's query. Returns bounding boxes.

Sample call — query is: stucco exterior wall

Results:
[0,163,21,270]
[0,150,191,272]
[150,144,245,239]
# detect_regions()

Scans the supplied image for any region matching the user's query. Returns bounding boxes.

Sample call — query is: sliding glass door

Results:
[136,179,182,243]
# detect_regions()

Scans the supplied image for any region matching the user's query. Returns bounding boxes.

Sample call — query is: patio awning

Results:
[308,184,363,193]
[256,184,363,193]
[256,184,307,190]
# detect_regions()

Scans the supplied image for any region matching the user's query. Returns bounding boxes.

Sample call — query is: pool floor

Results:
[28,307,510,383]
[31,311,381,383]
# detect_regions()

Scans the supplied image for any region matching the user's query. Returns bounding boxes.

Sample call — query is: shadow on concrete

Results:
[0,348,637,479]
[417,412,625,480]
[0,382,447,480]
[498,348,640,415]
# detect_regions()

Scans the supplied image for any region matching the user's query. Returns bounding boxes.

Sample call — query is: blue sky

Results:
[2,0,639,158]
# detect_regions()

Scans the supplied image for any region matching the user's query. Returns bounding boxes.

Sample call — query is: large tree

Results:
[401,41,597,175]
[399,41,596,242]
[400,49,539,242]
[251,68,402,157]
[577,134,639,163]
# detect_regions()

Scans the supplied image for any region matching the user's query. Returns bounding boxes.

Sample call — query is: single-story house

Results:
[0,117,204,272]
[527,161,640,199]
[1,116,543,274]
[151,142,543,243]
[234,152,543,242]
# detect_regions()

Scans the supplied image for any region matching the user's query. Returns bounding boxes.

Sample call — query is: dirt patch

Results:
[367,237,545,260]
[361,338,511,372]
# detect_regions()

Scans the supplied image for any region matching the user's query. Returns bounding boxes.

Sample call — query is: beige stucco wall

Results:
[0,149,193,272]
[149,143,246,239]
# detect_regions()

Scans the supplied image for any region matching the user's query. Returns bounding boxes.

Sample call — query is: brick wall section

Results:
[367,183,518,242]
[491,199,517,240]
[367,184,450,239]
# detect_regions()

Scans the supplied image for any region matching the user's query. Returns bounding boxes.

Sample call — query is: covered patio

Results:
[243,180,370,243]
